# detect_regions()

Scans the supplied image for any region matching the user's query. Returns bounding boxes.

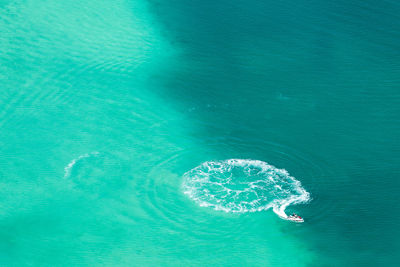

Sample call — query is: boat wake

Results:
[64,152,100,178]
[182,159,310,220]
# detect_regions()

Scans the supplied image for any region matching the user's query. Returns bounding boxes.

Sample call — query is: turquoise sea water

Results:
[1,0,399,266]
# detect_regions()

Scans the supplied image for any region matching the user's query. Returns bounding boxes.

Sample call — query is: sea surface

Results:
[1,0,399,266]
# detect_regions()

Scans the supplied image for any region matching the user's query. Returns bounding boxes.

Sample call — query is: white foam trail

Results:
[64,152,99,178]
[183,159,311,219]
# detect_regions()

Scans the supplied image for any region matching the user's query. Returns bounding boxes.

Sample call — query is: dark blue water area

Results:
[148,0,400,265]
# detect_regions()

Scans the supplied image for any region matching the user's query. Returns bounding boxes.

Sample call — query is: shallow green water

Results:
[1,0,399,266]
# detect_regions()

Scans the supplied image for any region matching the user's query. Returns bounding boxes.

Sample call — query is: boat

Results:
[287,214,304,223]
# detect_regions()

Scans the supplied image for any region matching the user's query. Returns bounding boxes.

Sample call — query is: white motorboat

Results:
[288,214,304,223]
